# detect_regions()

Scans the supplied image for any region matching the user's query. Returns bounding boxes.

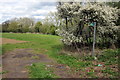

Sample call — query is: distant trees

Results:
[34,21,42,33]
[18,17,34,33]
[42,24,56,35]
[1,17,57,35]
[7,20,19,32]
[34,16,56,35]
[41,13,57,35]
[1,17,35,33]
[2,20,10,32]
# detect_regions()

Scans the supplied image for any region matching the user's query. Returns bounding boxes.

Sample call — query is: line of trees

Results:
[1,17,34,33]
[0,17,56,35]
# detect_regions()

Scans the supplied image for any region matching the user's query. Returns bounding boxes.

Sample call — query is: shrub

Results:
[56,2,119,48]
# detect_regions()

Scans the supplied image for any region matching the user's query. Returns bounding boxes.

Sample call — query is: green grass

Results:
[2,33,62,54]
[2,33,62,78]
[2,33,119,78]
[97,49,119,65]
[2,33,92,77]
[81,49,119,65]
[2,33,90,69]
[56,54,92,69]
[28,63,57,78]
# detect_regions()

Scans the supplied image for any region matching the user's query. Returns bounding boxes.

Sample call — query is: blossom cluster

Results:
[56,2,119,45]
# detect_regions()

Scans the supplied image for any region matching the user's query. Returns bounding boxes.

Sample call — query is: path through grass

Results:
[2,33,119,78]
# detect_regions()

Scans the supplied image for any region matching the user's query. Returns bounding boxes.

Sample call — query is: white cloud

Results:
[33,16,45,19]
[32,7,57,15]
[0,1,57,23]
[0,14,3,20]
[32,10,50,14]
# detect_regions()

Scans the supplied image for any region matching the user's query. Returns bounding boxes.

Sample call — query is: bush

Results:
[56,2,119,48]
[46,25,56,35]
[39,24,56,35]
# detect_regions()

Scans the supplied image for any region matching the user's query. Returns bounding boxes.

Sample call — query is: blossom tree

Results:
[56,2,119,48]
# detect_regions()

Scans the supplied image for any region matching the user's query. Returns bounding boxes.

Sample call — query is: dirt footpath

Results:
[2,49,55,78]
[1,38,77,78]
[0,38,28,44]
[2,49,76,78]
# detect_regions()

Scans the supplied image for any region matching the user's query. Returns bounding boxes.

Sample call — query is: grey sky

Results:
[0,0,57,23]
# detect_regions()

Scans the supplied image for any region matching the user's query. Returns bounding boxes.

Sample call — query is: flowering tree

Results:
[56,2,119,48]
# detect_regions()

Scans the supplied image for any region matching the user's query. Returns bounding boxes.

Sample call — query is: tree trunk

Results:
[65,17,68,30]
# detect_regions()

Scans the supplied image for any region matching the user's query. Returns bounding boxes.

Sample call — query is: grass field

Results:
[1,33,119,78]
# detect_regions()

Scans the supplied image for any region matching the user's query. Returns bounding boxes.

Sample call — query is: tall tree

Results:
[2,20,10,32]
[7,21,19,32]
[34,21,42,32]
[18,17,34,33]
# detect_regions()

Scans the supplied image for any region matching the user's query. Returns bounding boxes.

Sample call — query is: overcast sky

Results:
[1,0,118,23]
[0,0,57,23]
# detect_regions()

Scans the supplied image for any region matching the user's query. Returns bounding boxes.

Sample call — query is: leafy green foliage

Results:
[46,24,56,35]
[7,21,19,32]
[34,21,42,33]
[2,20,10,32]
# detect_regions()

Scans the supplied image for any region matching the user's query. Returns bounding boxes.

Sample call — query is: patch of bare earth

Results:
[46,63,77,78]
[2,49,77,78]
[2,49,54,78]
[0,38,28,44]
